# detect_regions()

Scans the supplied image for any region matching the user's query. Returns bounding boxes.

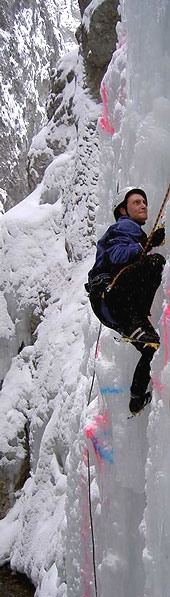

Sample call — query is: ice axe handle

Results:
[141,182,170,257]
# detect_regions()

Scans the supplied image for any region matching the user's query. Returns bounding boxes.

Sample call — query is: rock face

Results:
[78,0,91,17]
[27,0,119,261]
[77,0,119,99]
[27,49,79,193]
[0,0,80,211]
[0,415,30,519]
[81,0,119,67]
[0,0,119,218]
[27,47,101,261]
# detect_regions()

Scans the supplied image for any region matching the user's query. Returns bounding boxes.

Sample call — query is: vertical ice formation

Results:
[67,1,170,596]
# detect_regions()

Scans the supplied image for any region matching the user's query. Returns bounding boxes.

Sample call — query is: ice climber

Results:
[86,187,165,415]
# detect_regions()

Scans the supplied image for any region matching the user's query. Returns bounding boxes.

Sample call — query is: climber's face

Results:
[121,193,148,225]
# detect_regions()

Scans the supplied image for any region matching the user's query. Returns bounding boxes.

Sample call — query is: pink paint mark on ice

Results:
[99,82,115,135]
[118,84,126,105]
[82,447,88,467]
[162,286,170,366]
[151,376,164,392]
[117,30,126,49]
[85,413,113,466]
[95,340,101,359]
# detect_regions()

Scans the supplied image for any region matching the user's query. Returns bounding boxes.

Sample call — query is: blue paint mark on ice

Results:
[92,435,114,464]
[101,387,123,395]
[101,385,130,396]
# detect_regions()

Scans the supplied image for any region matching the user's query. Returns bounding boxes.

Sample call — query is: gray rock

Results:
[76,0,119,99]
[27,52,78,191]
[82,0,119,67]
[78,0,91,17]
[0,419,30,519]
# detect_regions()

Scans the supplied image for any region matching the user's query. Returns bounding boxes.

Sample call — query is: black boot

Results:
[129,391,152,414]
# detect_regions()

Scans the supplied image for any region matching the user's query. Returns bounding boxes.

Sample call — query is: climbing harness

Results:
[105,334,160,348]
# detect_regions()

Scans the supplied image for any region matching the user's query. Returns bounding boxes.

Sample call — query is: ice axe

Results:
[141,182,170,256]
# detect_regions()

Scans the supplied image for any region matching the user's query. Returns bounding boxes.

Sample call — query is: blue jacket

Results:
[89,217,147,281]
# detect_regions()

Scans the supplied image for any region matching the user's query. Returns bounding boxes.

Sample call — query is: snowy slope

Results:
[0,185,93,595]
[0,1,170,597]
[0,34,100,594]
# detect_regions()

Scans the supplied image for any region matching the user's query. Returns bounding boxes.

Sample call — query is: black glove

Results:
[146,226,165,251]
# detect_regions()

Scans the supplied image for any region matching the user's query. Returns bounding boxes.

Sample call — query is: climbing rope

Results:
[87,450,98,597]
[86,322,102,597]
[87,322,102,406]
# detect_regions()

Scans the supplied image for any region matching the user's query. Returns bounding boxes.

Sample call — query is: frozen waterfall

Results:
[0,1,170,596]
[66,1,170,596]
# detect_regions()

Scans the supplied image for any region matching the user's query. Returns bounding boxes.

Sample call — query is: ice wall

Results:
[0,1,170,596]
[66,1,170,596]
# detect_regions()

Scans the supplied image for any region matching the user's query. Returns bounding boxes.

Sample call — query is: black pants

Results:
[90,254,165,397]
